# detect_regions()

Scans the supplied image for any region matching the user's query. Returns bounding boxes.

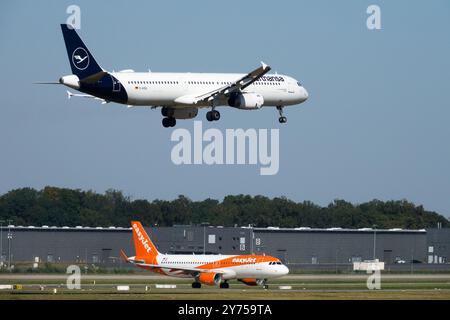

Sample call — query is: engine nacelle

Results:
[161,107,198,119]
[198,272,222,286]
[227,92,264,110]
[238,278,266,286]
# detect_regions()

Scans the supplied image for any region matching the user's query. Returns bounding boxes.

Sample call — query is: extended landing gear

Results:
[161,107,176,128]
[206,110,220,122]
[162,117,176,128]
[263,284,269,290]
[277,106,287,124]
[192,282,202,289]
[219,282,229,289]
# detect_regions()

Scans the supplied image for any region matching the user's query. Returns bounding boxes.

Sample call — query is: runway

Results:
[0,273,449,300]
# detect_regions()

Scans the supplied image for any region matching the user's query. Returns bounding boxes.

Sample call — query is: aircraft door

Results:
[111,75,121,92]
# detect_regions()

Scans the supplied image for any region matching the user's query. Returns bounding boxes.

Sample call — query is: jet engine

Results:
[198,272,223,286]
[227,92,264,109]
[161,107,198,119]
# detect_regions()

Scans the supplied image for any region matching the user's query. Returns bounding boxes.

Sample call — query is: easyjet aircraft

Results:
[40,24,308,128]
[120,221,289,289]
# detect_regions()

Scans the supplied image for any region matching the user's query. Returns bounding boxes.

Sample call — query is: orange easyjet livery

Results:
[121,221,289,288]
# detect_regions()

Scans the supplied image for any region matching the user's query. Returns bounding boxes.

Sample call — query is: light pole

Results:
[372,225,377,260]
[335,249,339,274]
[249,224,254,255]
[0,220,4,267]
[201,222,209,255]
[7,220,12,271]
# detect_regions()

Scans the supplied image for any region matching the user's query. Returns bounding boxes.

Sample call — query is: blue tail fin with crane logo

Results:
[60,24,104,80]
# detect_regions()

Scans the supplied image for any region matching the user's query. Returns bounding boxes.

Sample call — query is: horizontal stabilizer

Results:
[120,250,129,263]
[66,90,108,104]
[34,82,61,85]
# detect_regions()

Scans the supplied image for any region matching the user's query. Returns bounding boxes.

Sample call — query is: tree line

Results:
[0,186,448,229]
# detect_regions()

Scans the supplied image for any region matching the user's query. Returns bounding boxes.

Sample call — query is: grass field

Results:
[1,274,450,300]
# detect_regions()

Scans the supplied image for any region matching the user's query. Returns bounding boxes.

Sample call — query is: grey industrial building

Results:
[0,224,449,271]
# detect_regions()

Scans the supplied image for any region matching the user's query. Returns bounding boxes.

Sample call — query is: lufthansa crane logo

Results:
[71,47,89,70]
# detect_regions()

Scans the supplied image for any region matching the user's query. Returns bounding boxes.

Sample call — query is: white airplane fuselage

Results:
[110,71,308,108]
[129,253,289,280]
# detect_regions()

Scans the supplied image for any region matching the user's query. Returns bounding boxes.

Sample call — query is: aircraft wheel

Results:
[163,117,176,127]
[219,282,229,289]
[206,111,213,122]
[263,284,269,289]
[162,117,171,128]
[212,110,220,121]
[192,282,202,289]
[278,116,287,124]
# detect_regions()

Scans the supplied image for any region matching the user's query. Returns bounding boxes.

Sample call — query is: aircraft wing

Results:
[193,62,271,104]
[136,262,225,275]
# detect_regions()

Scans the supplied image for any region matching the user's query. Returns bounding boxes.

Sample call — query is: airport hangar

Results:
[1,224,449,271]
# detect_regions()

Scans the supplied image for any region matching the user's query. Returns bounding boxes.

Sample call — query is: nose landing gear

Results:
[277,106,287,124]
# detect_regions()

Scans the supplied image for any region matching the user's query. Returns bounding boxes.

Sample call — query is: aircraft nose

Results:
[302,87,309,101]
[280,265,289,276]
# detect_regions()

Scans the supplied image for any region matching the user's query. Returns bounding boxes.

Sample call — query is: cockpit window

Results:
[297,82,302,87]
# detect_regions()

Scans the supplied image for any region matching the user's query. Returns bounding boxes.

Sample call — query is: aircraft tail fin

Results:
[131,221,160,260]
[60,24,104,80]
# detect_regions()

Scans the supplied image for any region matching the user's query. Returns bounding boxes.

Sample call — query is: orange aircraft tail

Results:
[131,221,160,260]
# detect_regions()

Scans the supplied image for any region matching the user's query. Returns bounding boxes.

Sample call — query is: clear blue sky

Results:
[1,1,449,217]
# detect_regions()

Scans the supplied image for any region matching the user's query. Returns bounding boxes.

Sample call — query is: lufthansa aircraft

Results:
[49,24,308,127]
[121,221,289,289]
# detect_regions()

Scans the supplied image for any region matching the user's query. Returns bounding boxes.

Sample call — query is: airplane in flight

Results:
[45,24,308,128]
[120,221,289,289]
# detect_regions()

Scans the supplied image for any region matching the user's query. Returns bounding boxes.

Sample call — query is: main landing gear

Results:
[277,106,287,124]
[192,282,202,289]
[162,117,176,128]
[219,282,229,289]
[206,110,220,122]
[161,107,176,128]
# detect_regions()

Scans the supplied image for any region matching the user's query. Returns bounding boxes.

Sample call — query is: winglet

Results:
[261,61,269,70]
[66,90,73,99]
